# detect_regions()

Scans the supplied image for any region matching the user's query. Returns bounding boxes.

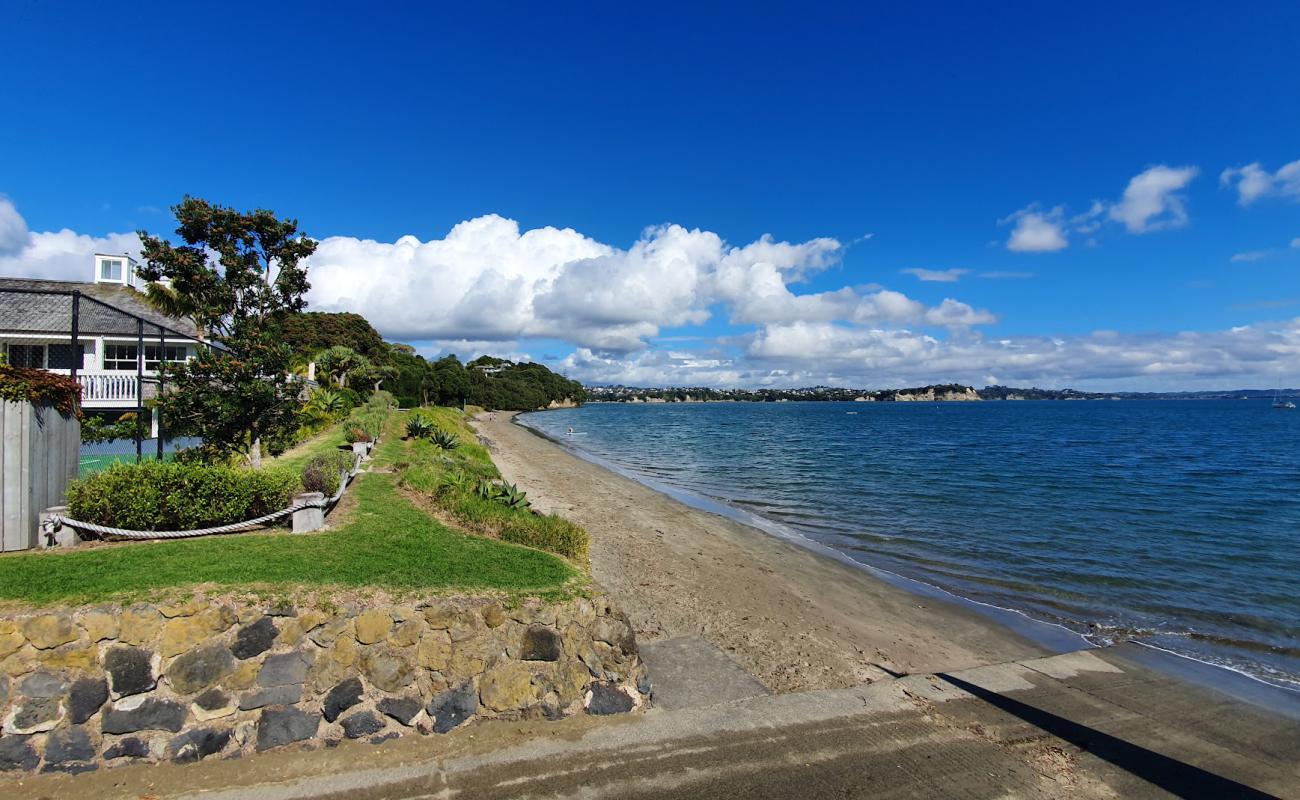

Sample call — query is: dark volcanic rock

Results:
[232,616,278,660]
[377,696,422,726]
[256,706,320,751]
[104,646,156,697]
[520,624,563,661]
[104,737,149,760]
[239,685,302,710]
[340,710,384,739]
[20,670,68,698]
[169,727,232,763]
[258,651,313,687]
[322,677,363,722]
[69,677,109,724]
[369,732,400,745]
[0,736,39,771]
[5,696,62,733]
[168,644,235,694]
[194,687,230,712]
[427,682,477,734]
[102,698,187,733]
[586,682,635,715]
[44,726,95,764]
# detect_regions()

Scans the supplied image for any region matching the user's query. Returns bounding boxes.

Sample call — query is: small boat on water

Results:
[1272,391,1295,409]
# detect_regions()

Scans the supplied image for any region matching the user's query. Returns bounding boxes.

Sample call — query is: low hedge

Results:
[67,461,298,532]
[301,451,355,496]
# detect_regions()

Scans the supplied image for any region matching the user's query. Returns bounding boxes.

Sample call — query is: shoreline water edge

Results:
[499,407,1300,716]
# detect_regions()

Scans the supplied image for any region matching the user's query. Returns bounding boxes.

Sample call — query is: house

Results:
[0,253,205,432]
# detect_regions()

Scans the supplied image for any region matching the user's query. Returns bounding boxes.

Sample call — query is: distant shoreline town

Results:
[584,384,1300,403]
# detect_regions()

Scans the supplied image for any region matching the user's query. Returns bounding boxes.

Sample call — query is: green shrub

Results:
[67,461,298,532]
[80,412,139,444]
[301,451,354,496]
[501,514,589,561]
[430,429,460,450]
[405,414,434,440]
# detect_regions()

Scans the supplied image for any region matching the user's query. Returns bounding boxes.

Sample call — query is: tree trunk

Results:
[248,435,263,469]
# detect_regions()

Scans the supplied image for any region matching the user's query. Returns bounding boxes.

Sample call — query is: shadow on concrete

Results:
[936,673,1279,799]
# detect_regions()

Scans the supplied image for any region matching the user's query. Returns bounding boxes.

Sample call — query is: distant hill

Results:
[466,356,586,411]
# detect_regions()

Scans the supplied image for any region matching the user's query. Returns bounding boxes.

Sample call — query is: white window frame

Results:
[103,343,139,371]
[100,258,124,282]
[144,344,187,371]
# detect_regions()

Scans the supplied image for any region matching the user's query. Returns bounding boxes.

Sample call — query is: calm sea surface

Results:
[522,400,1300,689]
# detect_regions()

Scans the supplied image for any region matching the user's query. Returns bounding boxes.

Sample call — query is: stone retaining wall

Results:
[0,593,645,774]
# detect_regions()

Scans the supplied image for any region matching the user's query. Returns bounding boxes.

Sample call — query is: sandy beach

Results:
[475,412,1048,693]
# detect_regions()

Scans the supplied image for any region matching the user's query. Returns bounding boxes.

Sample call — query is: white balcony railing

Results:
[75,372,141,404]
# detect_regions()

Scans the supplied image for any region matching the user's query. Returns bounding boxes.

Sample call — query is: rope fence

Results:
[41,452,363,542]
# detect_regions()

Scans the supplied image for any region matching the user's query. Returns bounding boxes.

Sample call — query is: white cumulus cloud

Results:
[1002,165,1199,251]
[1002,206,1068,252]
[1220,159,1300,206]
[0,197,30,257]
[0,198,141,281]
[306,214,989,353]
[1107,165,1199,233]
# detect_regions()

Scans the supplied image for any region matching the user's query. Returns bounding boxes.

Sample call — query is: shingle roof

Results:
[0,278,204,339]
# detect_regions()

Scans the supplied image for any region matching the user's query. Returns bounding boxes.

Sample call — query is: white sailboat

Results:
[1272,390,1295,409]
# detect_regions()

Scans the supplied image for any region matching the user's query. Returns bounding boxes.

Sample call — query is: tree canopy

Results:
[137,198,318,467]
[279,312,389,362]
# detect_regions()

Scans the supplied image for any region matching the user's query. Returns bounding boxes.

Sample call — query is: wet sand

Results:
[475,412,1049,693]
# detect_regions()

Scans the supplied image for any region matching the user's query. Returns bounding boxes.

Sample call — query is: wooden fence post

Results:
[1,400,80,551]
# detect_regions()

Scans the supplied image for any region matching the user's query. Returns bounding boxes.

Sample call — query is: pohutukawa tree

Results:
[138,197,318,467]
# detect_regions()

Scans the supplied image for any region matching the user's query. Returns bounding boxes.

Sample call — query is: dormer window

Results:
[100,258,124,282]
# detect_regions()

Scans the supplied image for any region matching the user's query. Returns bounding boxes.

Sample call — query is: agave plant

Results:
[405,414,434,440]
[437,468,478,495]
[494,481,531,510]
[430,429,460,450]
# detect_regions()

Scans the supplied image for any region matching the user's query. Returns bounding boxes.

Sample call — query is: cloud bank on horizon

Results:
[1,185,1298,392]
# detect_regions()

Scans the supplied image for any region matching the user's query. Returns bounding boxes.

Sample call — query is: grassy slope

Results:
[0,415,582,607]
[269,422,353,474]
[393,409,589,562]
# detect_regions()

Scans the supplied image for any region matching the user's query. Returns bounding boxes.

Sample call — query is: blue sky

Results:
[1,2,1298,389]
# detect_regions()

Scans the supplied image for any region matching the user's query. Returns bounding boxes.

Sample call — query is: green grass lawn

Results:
[0,452,583,608]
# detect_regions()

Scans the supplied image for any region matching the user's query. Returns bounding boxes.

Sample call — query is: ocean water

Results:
[521,400,1300,690]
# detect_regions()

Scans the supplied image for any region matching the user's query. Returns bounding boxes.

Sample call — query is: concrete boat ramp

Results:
[18,640,1300,799]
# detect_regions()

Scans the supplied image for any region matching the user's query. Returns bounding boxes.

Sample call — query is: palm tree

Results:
[142,281,210,341]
